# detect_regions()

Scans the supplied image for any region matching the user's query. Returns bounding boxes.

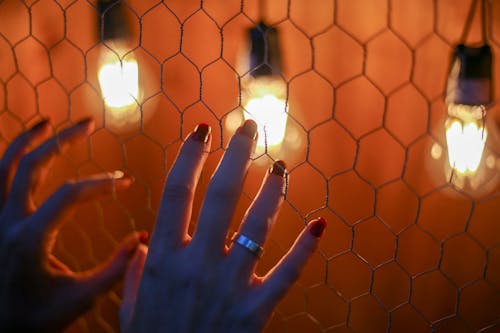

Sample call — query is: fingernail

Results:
[31,119,50,131]
[110,170,125,179]
[270,160,287,177]
[76,117,93,126]
[76,117,95,135]
[237,119,258,140]
[309,217,327,238]
[110,170,135,183]
[138,231,149,245]
[193,123,211,143]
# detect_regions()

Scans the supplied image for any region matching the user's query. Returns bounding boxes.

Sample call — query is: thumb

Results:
[120,244,148,332]
[73,231,148,306]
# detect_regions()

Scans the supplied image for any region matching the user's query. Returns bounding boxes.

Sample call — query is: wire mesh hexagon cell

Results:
[0,0,499,332]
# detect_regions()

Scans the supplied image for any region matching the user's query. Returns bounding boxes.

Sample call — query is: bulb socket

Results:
[98,0,130,41]
[248,22,282,78]
[446,44,493,106]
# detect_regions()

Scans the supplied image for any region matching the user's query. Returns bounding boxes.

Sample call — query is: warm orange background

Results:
[0,0,499,332]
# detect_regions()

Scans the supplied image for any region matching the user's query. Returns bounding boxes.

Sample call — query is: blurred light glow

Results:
[445,119,487,174]
[243,77,288,147]
[98,57,139,109]
[244,94,287,147]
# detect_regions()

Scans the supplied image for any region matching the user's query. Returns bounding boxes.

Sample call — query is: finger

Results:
[150,124,211,256]
[192,120,258,257]
[4,118,94,219]
[227,161,286,278]
[28,171,133,247]
[256,217,326,314]
[120,244,148,332]
[0,119,51,211]
[70,231,147,309]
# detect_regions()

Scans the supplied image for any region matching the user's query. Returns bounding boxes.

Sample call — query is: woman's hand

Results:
[122,120,326,333]
[0,119,146,332]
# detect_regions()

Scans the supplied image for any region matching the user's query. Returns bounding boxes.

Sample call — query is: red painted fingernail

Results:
[270,160,287,177]
[193,123,211,143]
[76,117,93,126]
[139,231,149,245]
[31,119,50,131]
[309,217,326,238]
[237,119,258,140]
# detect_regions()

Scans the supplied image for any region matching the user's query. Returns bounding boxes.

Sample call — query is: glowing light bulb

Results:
[98,49,139,109]
[428,44,500,195]
[96,41,145,129]
[243,77,288,147]
[95,1,154,130]
[445,104,487,175]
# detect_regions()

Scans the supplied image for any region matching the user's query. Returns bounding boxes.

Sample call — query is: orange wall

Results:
[0,0,499,332]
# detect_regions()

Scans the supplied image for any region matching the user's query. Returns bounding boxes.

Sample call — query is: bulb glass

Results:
[243,76,288,147]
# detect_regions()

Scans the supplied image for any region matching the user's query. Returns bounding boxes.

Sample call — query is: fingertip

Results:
[136,243,148,255]
[138,231,149,245]
[76,117,95,135]
[308,217,327,238]
[192,123,212,143]
[111,170,135,189]
[269,160,287,177]
[128,243,148,268]
[30,118,51,132]
[236,119,258,140]
[120,231,146,257]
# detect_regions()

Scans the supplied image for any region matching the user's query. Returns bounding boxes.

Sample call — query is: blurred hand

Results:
[121,120,326,333]
[0,118,146,332]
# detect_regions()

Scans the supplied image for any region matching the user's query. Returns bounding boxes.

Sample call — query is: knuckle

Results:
[207,182,235,201]
[163,182,193,203]
[245,215,271,237]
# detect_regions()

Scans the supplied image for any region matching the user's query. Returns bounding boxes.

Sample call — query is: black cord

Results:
[460,0,478,42]
[460,0,488,44]
[481,0,488,43]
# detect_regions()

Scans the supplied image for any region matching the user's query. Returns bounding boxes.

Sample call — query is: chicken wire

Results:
[0,0,499,332]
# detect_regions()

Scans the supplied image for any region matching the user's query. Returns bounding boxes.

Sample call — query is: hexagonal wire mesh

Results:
[0,0,499,332]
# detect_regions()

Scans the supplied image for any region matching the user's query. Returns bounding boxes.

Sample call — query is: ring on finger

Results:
[231,233,263,258]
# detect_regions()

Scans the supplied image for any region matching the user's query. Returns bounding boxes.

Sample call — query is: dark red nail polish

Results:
[309,217,326,238]
[76,117,93,126]
[139,231,149,245]
[193,123,211,143]
[270,160,287,177]
[237,119,258,140]
[31,119,49,131]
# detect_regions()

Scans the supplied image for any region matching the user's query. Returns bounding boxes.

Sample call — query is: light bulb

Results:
[95,0,154,130]
[445,104,487,174]
[243,76,288,147]
[238,22,289,148]
[428,44,499,195]
[98,41,139,110]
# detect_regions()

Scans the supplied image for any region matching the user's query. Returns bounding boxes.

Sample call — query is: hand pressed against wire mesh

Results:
[0,119,146,333]
[121,120,327,333]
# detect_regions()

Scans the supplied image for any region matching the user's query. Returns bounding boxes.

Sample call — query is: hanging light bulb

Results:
[96,0,144,129]
[444,45,492,176]
[241,22,288,148]
[429,43,499,193]
[98,41,139,110]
